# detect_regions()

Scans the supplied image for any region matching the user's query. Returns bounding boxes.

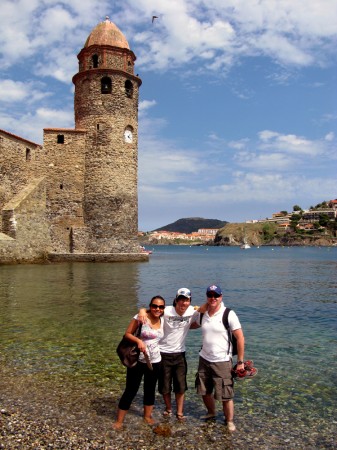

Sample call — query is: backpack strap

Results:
[222,308,233,355]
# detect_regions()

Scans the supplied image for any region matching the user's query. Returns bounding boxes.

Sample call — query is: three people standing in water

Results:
[114,285,245,432]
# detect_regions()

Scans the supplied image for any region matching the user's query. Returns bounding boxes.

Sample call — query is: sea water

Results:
[0,245,336,446]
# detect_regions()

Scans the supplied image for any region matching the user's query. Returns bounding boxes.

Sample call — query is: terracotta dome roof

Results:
[84,17,130,50]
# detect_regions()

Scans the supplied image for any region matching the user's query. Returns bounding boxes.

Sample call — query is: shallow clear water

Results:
[0,245,336,437]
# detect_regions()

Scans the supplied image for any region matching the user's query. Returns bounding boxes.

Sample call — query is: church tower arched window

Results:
[101,77,112,94]
[125,80,133,98]
[92,54,99,68]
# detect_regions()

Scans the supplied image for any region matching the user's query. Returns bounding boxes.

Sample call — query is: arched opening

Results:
[101,77,112,94]
[92,54,99,68]
[125,80,133,98]
[25,148,31,161]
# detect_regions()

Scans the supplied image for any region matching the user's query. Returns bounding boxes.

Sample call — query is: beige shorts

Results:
[196,356,234,401]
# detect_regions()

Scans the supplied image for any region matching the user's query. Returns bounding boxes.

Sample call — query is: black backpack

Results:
[200,308,237,356]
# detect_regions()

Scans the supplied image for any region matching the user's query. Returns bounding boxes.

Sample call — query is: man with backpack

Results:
[195,284,245,432]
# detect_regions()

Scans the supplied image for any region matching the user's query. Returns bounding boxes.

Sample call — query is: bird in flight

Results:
[152,15,158,23]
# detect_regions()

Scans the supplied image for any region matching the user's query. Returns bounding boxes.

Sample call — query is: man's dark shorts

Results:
[196,356,234,400]
[158,352,188,394]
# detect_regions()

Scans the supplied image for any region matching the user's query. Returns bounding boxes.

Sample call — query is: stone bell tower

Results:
[72,17,142,253]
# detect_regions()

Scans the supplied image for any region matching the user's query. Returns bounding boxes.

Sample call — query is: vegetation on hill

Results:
[214,221,336,247]
[153,217,227,234]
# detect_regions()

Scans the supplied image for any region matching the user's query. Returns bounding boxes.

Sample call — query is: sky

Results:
[0,0,336,231]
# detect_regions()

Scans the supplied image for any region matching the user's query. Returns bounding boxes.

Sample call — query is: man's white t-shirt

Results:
[159,305,199,353]
[199,302,241,363]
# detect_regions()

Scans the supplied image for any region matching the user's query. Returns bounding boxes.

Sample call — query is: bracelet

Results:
[237,360,244,365]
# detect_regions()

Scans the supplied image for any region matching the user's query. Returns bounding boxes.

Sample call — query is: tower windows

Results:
[57,134,64,144]
[26,148,31,161]
[125,80,133,98]
[92,54,99,68]
[101,77,112,94]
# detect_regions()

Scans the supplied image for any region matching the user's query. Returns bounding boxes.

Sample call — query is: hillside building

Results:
[0,17,147,263]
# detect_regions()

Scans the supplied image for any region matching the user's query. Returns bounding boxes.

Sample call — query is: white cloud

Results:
[0,0,336,81]
[138,114,336,211]
[228,139,249,150]
[127,0,337,72]
[0,0,108,69]
[35,107,73,124]
[254,33,313,66]
[34,47,78,83]
[234,152,293,170]
[139,168,337,218]
[257,130,324,156]
[0,80,31,102]
[0,79,49,103]
[139,99,157,112]
[325,132,335,141]
[0,107,73,143]
[139,144,202,185]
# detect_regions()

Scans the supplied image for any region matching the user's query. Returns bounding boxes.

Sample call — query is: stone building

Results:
[0,17,148,263]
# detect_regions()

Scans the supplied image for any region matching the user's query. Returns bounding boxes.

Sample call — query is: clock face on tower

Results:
[124,129,133,143]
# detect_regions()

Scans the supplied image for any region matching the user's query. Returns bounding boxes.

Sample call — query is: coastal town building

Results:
[0,18,147,263]
[301,209,336,222]
[197,228,219,236]
[247,202,336,230]
[146,228,220,242]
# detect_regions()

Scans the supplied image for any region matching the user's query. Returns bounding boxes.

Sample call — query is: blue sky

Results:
[0,0,336,231]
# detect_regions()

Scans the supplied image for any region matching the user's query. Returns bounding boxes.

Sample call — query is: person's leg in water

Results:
[113,363,144,429]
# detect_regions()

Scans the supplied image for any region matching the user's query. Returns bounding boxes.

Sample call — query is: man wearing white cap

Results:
[196,284,245,432]
[140,288,201,420]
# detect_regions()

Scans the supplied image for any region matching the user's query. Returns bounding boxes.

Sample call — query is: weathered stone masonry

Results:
[0,18,147,263]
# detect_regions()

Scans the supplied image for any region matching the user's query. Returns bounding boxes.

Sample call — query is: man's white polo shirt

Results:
[199,302,241,363]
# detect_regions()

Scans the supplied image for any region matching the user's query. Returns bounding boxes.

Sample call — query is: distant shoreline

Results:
[140,240,337,247]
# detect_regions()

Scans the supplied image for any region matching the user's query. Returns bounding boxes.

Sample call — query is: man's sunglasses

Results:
[207,293,221,298]
[150,304,165,310]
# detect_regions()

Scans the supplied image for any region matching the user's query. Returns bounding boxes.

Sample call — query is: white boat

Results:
[140,245,152,254]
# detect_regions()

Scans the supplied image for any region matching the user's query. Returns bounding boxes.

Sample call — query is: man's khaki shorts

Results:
[196,356,234,401]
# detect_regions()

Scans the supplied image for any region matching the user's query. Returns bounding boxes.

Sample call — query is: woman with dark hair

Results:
[139,288,204,420]
[113,296,165,429]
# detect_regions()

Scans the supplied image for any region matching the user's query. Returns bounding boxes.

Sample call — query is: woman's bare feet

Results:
[144,416,156,425]
[112,421,123,430]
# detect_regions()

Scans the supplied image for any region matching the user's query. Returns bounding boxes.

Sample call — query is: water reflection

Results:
[0,263,141,381]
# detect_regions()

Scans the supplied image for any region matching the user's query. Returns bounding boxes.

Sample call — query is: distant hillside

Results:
[153,217,228,234]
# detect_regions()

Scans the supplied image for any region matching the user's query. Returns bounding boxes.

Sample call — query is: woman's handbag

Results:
[116,324,142,368]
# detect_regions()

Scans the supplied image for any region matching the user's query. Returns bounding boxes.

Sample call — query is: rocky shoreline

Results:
[1,369,336,449]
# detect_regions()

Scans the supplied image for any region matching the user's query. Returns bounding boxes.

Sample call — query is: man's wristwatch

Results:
[237,360,244,365]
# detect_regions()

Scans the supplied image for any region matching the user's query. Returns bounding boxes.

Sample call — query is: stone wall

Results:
[0,130,44,227]
[0,178,51,263]
[43,128,87,252]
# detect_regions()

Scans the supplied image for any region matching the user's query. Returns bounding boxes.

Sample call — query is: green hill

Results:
[153,217,228,234]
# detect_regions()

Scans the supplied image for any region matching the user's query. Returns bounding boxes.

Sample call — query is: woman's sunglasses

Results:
[150,304,165,310]
[207,293,221,298]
